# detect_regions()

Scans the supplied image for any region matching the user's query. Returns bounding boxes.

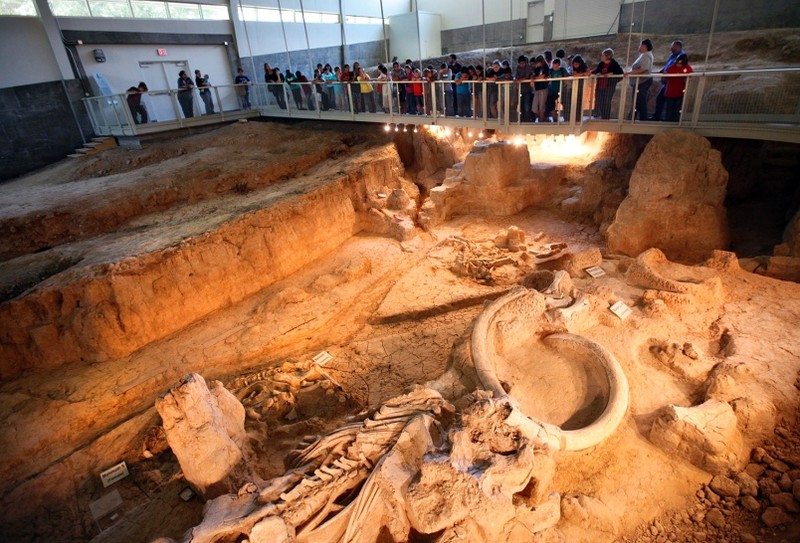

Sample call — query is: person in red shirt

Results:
[664,53,693,122]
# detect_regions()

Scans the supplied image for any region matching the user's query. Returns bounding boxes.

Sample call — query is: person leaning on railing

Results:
[548,58,569,122]
[663,53,693,122]
[472,65,484,118]
[591,49,624,120]
[322,64,335,111]
[423,66,436,116]
[357,67,375,113]
[333,67,344,111]
[438,63,453,116]
[391,61,406,113]
[126,82,148,124]
[377,65,390,113]
[531,55,550,122]
[652,40,685,121]
[177,70,196,118]
[515,55,533,122]
[351,62,362,113]
[266,66,286,110]
[564,54,589,122]
[314,69,329,111]
[625,38,655,121]
[411,68,424,115]
[486,60,501,119]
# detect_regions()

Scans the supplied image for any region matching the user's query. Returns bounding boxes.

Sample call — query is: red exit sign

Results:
[156,48,167,56]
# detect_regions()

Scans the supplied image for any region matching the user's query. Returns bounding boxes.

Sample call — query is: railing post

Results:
[83,97,101,135]
[347,83,355,120]
[282,85,291,117]
[690,75,706,128]
[569,78,578,130]
[503,83,510,130]
[119,93,137,135]
[170,90,185,128]
[617,75,628,127]
[110,94,125,134]
[213,86,223,121]
[431,81,438,124]
[482,80,487,123]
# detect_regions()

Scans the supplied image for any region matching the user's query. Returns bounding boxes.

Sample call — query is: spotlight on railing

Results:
[513,136,524,146]
[413,125,418,133]
[478,131,484,138]
[402,125,407,132]
[394,125,400,132]
[384,124,391,132]
[467,131,473,138]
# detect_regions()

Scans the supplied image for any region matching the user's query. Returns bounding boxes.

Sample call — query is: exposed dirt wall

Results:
[0,145,405,379]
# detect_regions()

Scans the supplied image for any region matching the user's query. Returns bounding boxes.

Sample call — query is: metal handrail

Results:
[83,67,800,143]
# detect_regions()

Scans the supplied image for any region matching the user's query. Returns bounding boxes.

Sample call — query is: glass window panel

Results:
[50,0,91,16]
[239,5,256,21]
[319,12,338,23]
[131,0,167,18]
[280,8,294,22]
[1,0,37,16]
[168,1,200,19]
[200,4,227,20]
[260,7,280,21]
[302,11,321,23]
[88,0,132,17]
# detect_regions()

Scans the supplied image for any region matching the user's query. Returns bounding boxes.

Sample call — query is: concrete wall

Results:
[389,12,441,62]
[417,0,529,29]
[0,80,89,181]
[553,0,621,40]
[0,17,63,88]
[441,19,527,54]
[243,39,389,79]
[619,0,800,35]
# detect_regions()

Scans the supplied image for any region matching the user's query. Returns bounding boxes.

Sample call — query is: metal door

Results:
[527,1,545,43]
[138,60,191,122]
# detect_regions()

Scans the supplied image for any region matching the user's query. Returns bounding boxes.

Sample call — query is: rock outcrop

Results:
[649,399,746,475]
[155,373,250,498]
[606,131,729,262]
[419,140,562,228]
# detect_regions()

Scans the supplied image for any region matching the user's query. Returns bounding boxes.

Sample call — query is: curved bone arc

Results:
[470,287,566,448]
[471,287,629,452]
[471,286,529,397]
[541,333,629,451]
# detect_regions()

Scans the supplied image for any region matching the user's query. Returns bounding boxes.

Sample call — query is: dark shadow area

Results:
[718,139,800,257]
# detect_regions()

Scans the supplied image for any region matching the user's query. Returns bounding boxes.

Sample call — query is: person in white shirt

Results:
[626,38,655,121]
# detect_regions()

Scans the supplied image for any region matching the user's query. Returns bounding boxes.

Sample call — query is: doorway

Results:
[138,60,192,122]
[527,1,545,43]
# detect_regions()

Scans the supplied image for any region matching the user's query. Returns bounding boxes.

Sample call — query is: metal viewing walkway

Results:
[85,67,800,144]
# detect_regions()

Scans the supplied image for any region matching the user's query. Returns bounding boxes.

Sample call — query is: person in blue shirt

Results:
[234,68,252,110]
[547,58,569,121]
[455,66,472,117]
[651,40,685,120]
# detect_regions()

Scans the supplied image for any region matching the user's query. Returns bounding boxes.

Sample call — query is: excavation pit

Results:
[471,287,629,451]
[498,337,610,431]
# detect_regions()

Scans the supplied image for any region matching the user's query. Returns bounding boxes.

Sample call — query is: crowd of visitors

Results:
[253,38,692,123]
[126,38,693,123]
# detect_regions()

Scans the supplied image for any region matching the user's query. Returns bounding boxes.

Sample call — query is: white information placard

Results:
[99,461,129,488]
[89,489,123,521]
[312,351,333,366]
[585,265,606,278]
[609,300,632,320]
